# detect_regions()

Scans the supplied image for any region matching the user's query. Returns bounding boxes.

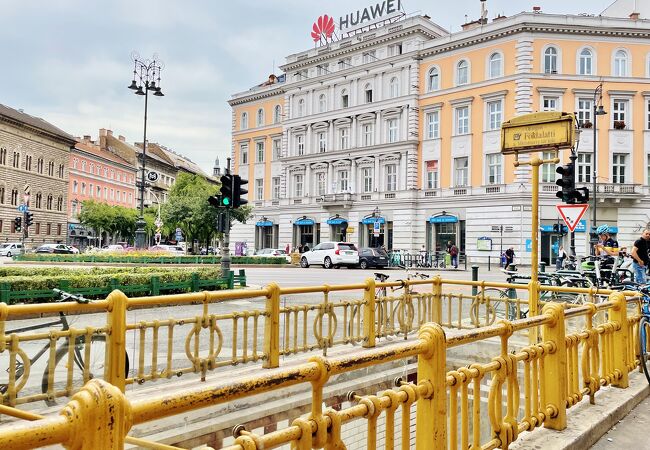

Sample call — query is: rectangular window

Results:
[486,153,502,184]
[46,223,51,235]
[541,151,557,183]
[426,111,439,139]
[362,51,376,64]
[317,172,326,196]
[57,224,62,236]
[577,98,593,127]
[388,43,402,56]
[256,142,264,163]
[363,124,374,146]
[273,139,282,160]
[35,223,40,235]
[338,170,349,192]
[295,174,304,197]
[255,178,264,200]
[365,88,373,103]
[363,167,373,192]
[425,160,439,189]
[613,99,628,126]
[316,64,328,76]
[296,135,305,156]
[318,132,327,152]
[338,57,351,70]
[613,153,626,184]
[385,164,397,191]
[647,100,650,130]
[13,152,19,168]
[387,119,398,143]
[577,153,592,183]
[647,154,650,186]
[240,144,248,165]
[272,177,280,199]
[455,106,469,135]
[341,93,349,108]
[339,128,349,150]
[487,100,502,131]
[542,96,558,111]
[454,157,468,187]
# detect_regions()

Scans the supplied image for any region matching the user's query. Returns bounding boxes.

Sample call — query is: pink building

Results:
[67,135,137,248]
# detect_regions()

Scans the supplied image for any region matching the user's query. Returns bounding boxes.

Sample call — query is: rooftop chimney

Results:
[533,6,541,13]
[106,129,113,136]
[118,135,126,142]
[99,128,107,137]
[83,135,91,142]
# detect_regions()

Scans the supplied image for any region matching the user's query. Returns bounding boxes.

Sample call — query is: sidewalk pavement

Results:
[590,389,650,449]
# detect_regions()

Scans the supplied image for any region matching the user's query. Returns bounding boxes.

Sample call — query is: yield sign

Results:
[556,204,589,232]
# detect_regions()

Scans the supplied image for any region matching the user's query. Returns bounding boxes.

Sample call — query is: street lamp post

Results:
[591,83,607,254]
[128,52,164,249]
[148,190,163,245]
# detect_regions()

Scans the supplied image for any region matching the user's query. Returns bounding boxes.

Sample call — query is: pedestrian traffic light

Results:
[232,175,248,208]
[25,212,34,228]
[219,174,233,207]
[555,162,575,203]
[13,217,21,232]
[215,212,229,233]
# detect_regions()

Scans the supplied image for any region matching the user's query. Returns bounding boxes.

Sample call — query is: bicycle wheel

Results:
[639,317,650,384]
[41,335,129,405]
[392,297,415,338]
[0,347,29,395]
[480,288,509,323]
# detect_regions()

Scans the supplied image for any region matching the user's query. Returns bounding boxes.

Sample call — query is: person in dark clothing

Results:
[631,229,650,283]
[504,247,515,270]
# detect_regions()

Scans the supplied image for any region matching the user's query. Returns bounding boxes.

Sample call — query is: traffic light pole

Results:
[569,150,577,258]
[21,211,27,252]
[220,158,232,279]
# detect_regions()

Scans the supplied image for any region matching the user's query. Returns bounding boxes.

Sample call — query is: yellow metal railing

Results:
[0,277,637,409]
[0,290,642,449]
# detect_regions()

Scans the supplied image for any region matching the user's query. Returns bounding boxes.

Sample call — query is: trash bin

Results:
[444,252,452,267]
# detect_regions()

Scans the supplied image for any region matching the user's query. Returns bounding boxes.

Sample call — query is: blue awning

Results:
[256,221,273,227]
[294,218,315,226]
[327,218,348,225]
[362,217,386,225]
[429,215,458,224]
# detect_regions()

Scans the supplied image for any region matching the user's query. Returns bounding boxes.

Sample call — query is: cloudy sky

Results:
[1,0,619,173]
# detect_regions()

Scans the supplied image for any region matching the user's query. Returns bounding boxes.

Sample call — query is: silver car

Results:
[0,242,23,257]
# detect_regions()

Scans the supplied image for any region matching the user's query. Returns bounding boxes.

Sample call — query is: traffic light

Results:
[555,162,575,203]
[232,175,248,208]
[219,174,233,207]
[208,195,228,208]
[25,212,34,228]
[14,217,21,232]
[215,212,228,233]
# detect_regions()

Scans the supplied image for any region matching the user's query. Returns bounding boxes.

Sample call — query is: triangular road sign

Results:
[556,204,589,232]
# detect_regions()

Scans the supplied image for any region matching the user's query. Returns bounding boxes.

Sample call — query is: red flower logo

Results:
[311,15,335,42]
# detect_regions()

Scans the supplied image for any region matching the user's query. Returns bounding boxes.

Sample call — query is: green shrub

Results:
[13,254,287,265]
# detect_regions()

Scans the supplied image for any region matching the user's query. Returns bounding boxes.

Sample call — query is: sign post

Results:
[556,204,589,233]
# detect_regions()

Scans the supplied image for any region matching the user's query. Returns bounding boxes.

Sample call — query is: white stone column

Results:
[350,159,357,194]
[351,115,357,148]
[329,84,335,110]
[375,111,382,145]
[327,163,334,194]
[400,153,408,190]
[307,89,313,116]
[305,165,311,198]
[328,120,334,151]
[286,128,292,157]
[290,94,295,119]
[374,157,381,192]
[400,107,408,141]
[306,124,312,155]
[376,73,383,101]
[352,79,358,106]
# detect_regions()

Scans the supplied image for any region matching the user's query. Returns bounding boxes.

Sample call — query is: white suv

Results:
[300,242,359,269]
[0,242,23,257]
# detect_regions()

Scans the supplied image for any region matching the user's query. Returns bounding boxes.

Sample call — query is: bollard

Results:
[539,261,546,273]
[488,255,491,271]
[471,265,479,296]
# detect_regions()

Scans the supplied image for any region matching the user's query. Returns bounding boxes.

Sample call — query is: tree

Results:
[78,200,138,244]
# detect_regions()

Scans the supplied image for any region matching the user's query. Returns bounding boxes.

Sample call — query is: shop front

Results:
[255,219,278,250]
[426,213,463,252]
[359,216,392,249]
[293,216,320,251]
[327,215,348,242]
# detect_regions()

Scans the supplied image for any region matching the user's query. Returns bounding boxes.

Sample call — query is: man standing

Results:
[631,229,650,283]
[450,243,459,269]
[504,247,515,270]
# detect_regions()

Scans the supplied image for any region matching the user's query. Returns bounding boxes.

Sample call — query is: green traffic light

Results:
[223,197,231,206]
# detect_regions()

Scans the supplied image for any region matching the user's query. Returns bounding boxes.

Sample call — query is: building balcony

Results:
[315,193,354,208]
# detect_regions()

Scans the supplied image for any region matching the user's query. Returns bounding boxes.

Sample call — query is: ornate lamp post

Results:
[128,52,164,249]
[591,83,607,254]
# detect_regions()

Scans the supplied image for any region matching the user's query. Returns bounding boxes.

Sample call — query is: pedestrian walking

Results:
[504,247,515,270]
[631,229,650,283]
[556,245,567,270]
[449,243,459,268]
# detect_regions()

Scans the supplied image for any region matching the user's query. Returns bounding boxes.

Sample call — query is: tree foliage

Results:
[78,200,138,240]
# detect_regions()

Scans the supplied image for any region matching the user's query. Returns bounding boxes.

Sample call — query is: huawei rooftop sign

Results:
[311,0,404,44]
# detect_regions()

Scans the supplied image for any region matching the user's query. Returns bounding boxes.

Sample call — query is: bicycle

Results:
[0,289,129,405]
[623,283,650,383]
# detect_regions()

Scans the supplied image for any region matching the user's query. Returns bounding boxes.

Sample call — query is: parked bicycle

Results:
[0,289,129,405]
[635,284,650,384]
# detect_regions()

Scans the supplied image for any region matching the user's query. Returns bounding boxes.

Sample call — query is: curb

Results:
[509,371,650,450]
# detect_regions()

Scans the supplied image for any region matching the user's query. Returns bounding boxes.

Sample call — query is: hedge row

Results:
[0,266,199,278]
[13,254,287,265]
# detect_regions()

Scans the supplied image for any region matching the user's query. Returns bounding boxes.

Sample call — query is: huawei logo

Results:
[311,15,335,43]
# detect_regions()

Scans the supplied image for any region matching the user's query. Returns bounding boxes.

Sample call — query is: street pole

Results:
[134,85,149,249]
[569,150,577,258]
[591,82,606,255]
[221,157,232,278]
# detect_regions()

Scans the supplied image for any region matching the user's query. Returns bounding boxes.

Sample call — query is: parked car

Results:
[149,245,185,256]
[200,246,216,255]
[255,248,291,263]
[35,244,74,254]
[300,242,359,269]
[0,242,23,257]
[100,244,126,253]
[357,247,389,269]
[65,245,80,254]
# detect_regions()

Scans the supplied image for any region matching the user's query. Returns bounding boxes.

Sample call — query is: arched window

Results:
[46,194,53,210]
[488,52,502,78]
[48,161,54,176]
[318,94,327,113]
[57,196,63,211]
[273,105,282,123]
[90,163,94,173]
[37,157,43,174]
[297,98,305,117]
[341,89,349,108]
[389,77,400,98]
[578,48,593,75]
[256,108,264,126]
[614,49,628,76]
[81,161,86,171]
[240,112,248,130]
[427,67,439,92]
[456,60,469,86]
[35,192,42,209]
[544,46,558,74]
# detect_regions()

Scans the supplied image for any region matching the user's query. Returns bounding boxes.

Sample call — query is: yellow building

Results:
[229,2,650,264]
